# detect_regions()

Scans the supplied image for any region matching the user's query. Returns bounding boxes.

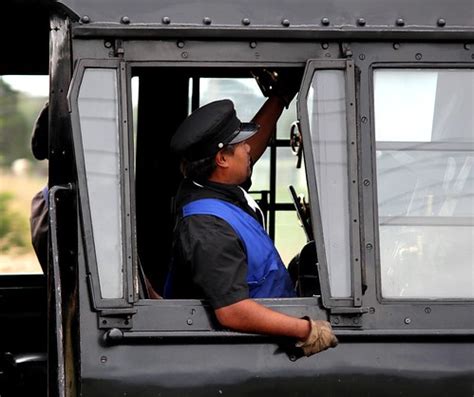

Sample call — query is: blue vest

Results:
[182,198,296,299]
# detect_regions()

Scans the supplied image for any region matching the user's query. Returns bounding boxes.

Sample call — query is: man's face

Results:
[226,141,252,184]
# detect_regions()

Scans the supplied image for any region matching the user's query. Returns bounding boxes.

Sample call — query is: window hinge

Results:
[98,308,137,330]
[329,307,369,328]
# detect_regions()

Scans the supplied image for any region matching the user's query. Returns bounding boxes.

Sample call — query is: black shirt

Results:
[169,178,263,309]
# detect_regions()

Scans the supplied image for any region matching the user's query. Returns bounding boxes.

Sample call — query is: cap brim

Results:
[229,122,260,144]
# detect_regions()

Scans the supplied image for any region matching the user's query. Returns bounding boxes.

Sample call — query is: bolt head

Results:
[80,15,90,24]
[203,17,212,25]
[242,18,251,26]
[321,17,330,26]
[281,19,290,27]
[357,18,366,26]
[396,18,405,27]
[437,18,446,27]
[162,16,171,24]
[121,16,130,24]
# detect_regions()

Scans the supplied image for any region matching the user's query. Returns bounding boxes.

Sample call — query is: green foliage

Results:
[0,191,29,253]
[0,78,47,167]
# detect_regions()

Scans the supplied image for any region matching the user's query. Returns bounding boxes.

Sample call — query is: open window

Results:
[69,60,135,307]
[297,60,363,310]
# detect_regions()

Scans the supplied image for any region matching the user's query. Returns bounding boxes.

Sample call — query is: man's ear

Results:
[215,150,230,169]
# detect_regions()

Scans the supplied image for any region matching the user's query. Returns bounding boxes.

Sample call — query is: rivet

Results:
[357,18,366,27]
[203,17,212,25]
[366,243,373,250]
[121,16,130,24]
[162,16,171,25]
[404,317,411,325]
[395,18,405,27]
[100,356,107,363]
[393,42,401,50]
[80,15,90,24]
[333,317,340,325]
[363,179,371,186]
[369,307,376,314]
[464,43,471,50]
[321,17,330,26]
[177,41,185,48]
[281,19,290,27]
[359,53,365,60]
[289,355,297,362]
[104,41,112,48]
[181,52,188,59]
[321,43,329,50]
[415,53,422,60]
[437,18,446,27]
[249,41,257,49]
[242,18,251,26]
[425,307,432,314]
[361,116,368,123]
[187,319,193,325]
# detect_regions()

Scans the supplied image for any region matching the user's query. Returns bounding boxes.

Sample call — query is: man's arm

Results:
[215,299,338,356]
[246,96,286,163]
[215,298,310,340]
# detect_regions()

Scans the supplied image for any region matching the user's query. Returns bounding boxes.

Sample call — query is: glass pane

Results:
[199,78,265,121]
[276,97,297,139]
[375,68,474,299]
[0,75,48,274]
[276,147,308,202]
[275,211,307,266]
[250,148,270,192]
[306,70,351,297]
[78,68,123,299]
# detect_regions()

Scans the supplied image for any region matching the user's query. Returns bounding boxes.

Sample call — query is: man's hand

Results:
[295,318,338,356]
[251,69,303,108]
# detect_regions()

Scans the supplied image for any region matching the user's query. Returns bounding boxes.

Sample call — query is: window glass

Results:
[306,70,352,297]
[78,68,123,298]
[275,211,307,266]
[374,69,474,299]
[0,75,48,274]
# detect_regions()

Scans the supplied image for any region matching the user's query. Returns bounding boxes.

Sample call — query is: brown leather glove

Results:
[295,318,338,356]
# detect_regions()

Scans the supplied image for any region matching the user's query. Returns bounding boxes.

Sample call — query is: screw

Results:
[363,179,371,186]
[369,307,376,314]
[187,319,193,325]
[366,243,373,250]
[437,18,446,27]
[359,54,366,60]
[415,53,422,60]
[242,18,251,26]
[357,18,366,27]
[121,16,130,24]
[100,356,107,363]
[321,17,330,26]
[80,15,90,24]
[181,52,188,59]
[404,317,411,325]
[353,318,360,325]
[177,41,185,48]
[104,41,112,48]
[464,43,471,50]
[203,17,212,25]
[424,307,432,314]
[361,116,368,123]
[162,16,171,24]
[396,18,405,27]
[333,317,340,325]
[289,355,297,362]
[249,41,257,49]
[393,43,401,50]
[322,43,329,50]
[281,19,290,27]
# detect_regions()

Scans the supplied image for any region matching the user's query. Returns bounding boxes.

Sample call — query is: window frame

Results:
[297,59,363,310]
[69,59,135,308]
[370,62,474,304]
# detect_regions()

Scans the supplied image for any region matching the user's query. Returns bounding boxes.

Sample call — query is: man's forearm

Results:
[246,96,286,163]
[215,298,311,341]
